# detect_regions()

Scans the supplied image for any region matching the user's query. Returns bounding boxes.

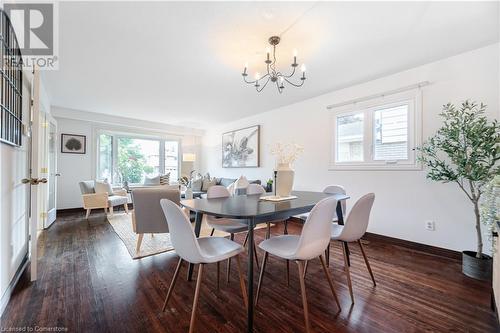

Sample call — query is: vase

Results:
[185,188,193,200]
[275,163,295,197]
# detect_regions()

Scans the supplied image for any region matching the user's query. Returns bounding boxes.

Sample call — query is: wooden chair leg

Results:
[227,234,234,284]
[319,255,341,310]
[296,260,311,333]
[124,203,129,214]
[303,260,309,279]
[210,228,215,236]
[358,240,376,286]
[109,206,114,217]
[255,251,269,307]
[162,258,183,311]
[189,264,204,333]
[266,222,271,239]
[235,255,248,309]
[216,261,220,290]
[283,219,288,235]
[85,209,91,219]
[342,242,354,303]
[253,241,260,270]
[136,234,144,254]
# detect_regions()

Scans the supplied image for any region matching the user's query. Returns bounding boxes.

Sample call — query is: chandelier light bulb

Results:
[301,64,306,72]
[244,62,248,69]
[255,72,261,80]
[293,49,298,57]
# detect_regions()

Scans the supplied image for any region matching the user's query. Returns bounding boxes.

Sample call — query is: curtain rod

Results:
[326,81,430,110]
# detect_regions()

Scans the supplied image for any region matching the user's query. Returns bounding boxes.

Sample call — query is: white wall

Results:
[53,108,204,209]
[201,44,500,253]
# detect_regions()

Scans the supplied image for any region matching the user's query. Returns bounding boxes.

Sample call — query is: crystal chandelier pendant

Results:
[242,36,306,93]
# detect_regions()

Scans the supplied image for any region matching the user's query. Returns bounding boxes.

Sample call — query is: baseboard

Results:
[363,232,461,260]
[57,203,133,215]
[0,254,29,317]
[286,217,461,260]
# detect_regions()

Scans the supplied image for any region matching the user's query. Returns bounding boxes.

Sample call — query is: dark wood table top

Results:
[180,190,349,220]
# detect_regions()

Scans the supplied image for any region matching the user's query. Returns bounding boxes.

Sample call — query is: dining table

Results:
[180,190,350,333]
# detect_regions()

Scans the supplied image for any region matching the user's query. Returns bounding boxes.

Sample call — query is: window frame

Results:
[329,89,422,171]
[94,127,181,186]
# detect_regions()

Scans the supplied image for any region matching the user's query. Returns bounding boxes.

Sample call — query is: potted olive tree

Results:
[418,100,500,280]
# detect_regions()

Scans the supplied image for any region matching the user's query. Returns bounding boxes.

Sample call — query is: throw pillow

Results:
[202,178,217,191]
[160,173,170,185]
[191,178,203,192]
[95,180,113,195]
[144,175,161,186]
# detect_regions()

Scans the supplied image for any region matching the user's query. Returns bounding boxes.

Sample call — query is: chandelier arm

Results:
[243,73,271,85]
[276,81,283,94]
[281,66,296,78]
[256,77,271,92]
[283,77,305,88]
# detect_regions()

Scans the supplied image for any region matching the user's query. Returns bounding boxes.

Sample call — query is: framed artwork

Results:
[222,125,260,168]
[61,133,86,154]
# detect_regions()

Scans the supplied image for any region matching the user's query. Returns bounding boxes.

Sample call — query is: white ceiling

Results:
[44,1,499,129]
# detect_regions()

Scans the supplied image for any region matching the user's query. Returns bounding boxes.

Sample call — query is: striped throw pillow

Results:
[160,173,170,185]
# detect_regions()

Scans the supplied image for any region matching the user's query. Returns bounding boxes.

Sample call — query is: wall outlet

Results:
[425,220,435,231]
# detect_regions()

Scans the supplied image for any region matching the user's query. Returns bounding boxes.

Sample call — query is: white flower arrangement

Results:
[270,142,304,166]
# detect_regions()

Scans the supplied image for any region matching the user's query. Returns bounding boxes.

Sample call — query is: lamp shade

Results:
[182,153,196,162]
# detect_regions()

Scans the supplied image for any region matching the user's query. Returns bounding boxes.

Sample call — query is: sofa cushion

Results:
[202,178,217,191]
[95,180,113,195]
[191,178,203,191]
[79,181,95,194]
[159,173,170,185]
[219,178,237,187]
[108,195,128,207]
[144,175,161,186]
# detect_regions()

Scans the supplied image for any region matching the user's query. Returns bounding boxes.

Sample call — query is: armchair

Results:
[79,181,129,219]
[131,187,181,254]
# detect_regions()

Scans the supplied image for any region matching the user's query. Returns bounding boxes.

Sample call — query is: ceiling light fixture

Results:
[241,36,306,94]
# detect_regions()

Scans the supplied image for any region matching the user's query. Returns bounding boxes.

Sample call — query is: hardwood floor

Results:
[1,211,498,332]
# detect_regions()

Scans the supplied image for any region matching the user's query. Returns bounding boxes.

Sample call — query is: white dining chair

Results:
[246,184,272,238]
[205,185,260,283]
[255,196,342,333]
[330,193,376,303]
[160,199,248,333]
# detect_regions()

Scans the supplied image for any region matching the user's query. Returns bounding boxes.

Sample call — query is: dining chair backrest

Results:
[339,193,375,242]
[246,184,266,195]
[207,185,230,199]
[160,199,205,263]
[294,196,338,260]
[323,184,347,217]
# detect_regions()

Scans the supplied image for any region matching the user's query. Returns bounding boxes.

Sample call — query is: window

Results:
[331,90,421,170]
[97,131,180,185]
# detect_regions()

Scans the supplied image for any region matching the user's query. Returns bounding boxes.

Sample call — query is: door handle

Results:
[55,173,61,177]
[21,178,48,185]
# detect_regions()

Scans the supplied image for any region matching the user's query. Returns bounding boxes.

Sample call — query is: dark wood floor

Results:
[1,211,498,333]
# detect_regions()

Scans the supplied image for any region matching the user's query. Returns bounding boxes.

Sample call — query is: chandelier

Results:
[241,36,306,93]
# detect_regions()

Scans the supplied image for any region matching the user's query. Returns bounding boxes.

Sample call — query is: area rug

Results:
[107,211,249,259]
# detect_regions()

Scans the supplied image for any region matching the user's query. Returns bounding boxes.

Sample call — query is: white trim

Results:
[0,255,29,317]
[93,127,181,185]
[329,89,423,171]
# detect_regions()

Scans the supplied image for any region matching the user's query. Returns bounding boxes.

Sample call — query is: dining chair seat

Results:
[259,235,301,260]
[197,237,244,263]
[206,216,248,234]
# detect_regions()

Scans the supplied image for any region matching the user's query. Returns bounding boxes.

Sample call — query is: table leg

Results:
[336,201,351,266]
[187,212,204,281]
[247,218,255,333]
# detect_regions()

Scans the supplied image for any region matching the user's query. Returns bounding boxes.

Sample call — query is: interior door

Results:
[44,114,58,228]
[27,66,44,281]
